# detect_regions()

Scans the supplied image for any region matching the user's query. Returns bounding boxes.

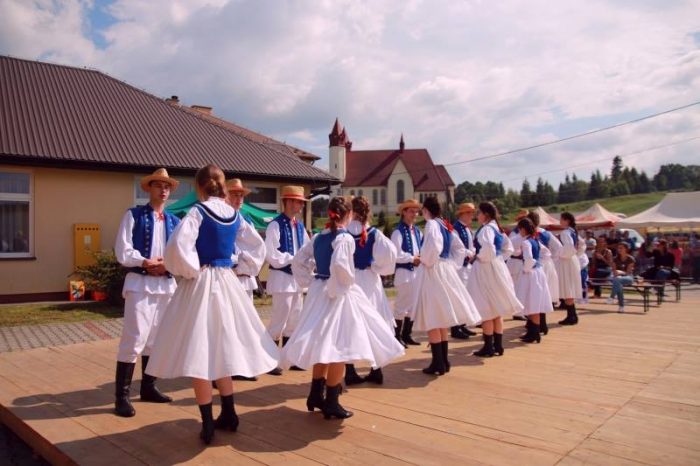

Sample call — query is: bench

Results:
[587,278,665,313]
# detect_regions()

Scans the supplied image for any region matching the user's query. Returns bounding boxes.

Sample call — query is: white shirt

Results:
[421,219,466,269]
[265,216,310,293]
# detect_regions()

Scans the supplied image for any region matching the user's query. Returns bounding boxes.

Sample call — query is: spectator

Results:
[641,240,679,297]
[606,243,636,313]
[691,233,700,284]
[591,236,613,298]
[669,241,683,269]
[585,231,597,260]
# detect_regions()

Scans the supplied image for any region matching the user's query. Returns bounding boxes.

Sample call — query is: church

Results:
[328,119,455,215]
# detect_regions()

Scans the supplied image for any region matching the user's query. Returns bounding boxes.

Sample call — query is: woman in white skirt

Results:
[344,196,398,386]
[557,212,583,325]
[514,218,553,344]
[146,165,279,444]
[507,209,529,288]
[468,202,524,357]
[526,210,561,335]
[281,197,404,420]
[414,197,481,375]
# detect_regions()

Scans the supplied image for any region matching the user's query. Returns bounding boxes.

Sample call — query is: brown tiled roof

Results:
[343,148,455,190]
[0,56,335,184]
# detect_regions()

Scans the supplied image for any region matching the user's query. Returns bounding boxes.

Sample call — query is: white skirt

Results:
[468,257,524,320]
[145,267,279,380]
[457,264,471,287]
[541,257,560,303]
[507,258,524,287]
[413,259,481,331]
[557,256,583,300]
[515,267,554,316]
[280,279,405,370]
[355,269,395,329]
[393,279,420,319]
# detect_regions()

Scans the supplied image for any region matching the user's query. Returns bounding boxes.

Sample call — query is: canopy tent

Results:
[166,191,277,230]
[617,191,700,230]
[575,203,623,228]
[530,206,562,230]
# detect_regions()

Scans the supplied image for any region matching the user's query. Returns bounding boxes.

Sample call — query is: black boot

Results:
[570,304,579,324]
[441,341,450,372]
[306,377,326,412]
[114,361,136,417]
[450,325,470,340]
[461,324,477,337]
[473,334,495,358]
[214,394,239,432]
[322,384,353,419]
[422,343,447,375]
[268,341,283,375]
[139,356,172,403]
[558,299,566,309]
[539,313,549,335]
[512,315,526,321]
[559,304,578,326]
[395,320,408,348]
[401,318,420,346]
[364,367,384,385]
[282,337,304,371]
[199,403,215,444]
[520,321,541,343]
[344,364,365,386]
[494,333,505,356]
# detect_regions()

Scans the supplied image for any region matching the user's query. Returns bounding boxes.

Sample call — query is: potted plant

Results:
[72,250,127,303]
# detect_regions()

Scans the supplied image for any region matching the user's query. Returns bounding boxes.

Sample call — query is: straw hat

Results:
[396,199,422,214]
[226,178,251,195]
[515,208,529,221]
[456,202,476,216]
[140,168,179,192]
[280,185,309,202]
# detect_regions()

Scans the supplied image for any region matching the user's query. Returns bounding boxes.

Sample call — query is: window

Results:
[358,189,364,197]
[380,189,386,205]
[396,180,405,203]
[134,176,193,206]
[372,189,378,205]
[0,171,32,257]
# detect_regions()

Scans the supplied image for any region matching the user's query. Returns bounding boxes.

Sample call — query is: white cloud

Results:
[1,0,699,189]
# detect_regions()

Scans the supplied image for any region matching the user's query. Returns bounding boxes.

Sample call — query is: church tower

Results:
[328,118,351,194]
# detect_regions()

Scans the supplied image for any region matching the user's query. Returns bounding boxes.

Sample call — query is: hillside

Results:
[542,191,666,217]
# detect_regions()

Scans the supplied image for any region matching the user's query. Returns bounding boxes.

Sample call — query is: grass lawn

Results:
[0,301,124,327]
[544,192,666,217]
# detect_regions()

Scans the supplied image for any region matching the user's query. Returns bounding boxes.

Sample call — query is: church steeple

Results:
[329,118,343,147]
[399,133,405,153]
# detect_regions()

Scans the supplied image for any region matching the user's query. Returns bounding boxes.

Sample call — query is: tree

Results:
[520,179,533,206]
[311,197,329,217]
[611,156,623,182]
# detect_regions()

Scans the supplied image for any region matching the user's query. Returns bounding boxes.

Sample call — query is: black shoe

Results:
[364,368,384,385]
[461,325,477,337]
[290,365,305,371]
[322,384,353,419]
[307,377,326,412]
[441,341,450,372]
[520,320,534,341]
[214,394,239,432]
[114,361,136,417]
[232,375,257,382]
[494,333,504,356]
[520,321,541,344]
[401,318,421,346]
[395,319,408,348]
[473,334,495,358]
[512,315,526,321]
[539,313,549,335]
[559,304,578,326]
[450,326,470,340]
[422,343,447,375]
[557,300,566,309]
[139,356,172,403]
[199,403,215,444]
[268,367,283,376]
[344,364,365,386]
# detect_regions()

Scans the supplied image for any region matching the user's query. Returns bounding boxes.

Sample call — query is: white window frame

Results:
[134,175,194,206]
[246,185,279,212]
[0,168,34,259]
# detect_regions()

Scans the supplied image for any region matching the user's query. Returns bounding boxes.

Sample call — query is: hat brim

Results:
[227,187,252,195]
[140,175,180,192]
[281,194,310,202]
[457,207,476,215]
[397,202,422,214]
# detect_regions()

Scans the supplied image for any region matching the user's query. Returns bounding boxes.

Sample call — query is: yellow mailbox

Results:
[74,223,101,267]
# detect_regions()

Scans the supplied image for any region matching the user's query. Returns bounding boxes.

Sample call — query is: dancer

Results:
[508,209,529,321]
[345,196,398,386]
[526,210,561,335]
[451,202,478,339]
[468,202,523,357]
[265,186,310,375]
[557,212,583,325]
[113,168,180,418]
[145,165,279,444]
[514,218,553,343]
[281,197,405,419]
[414,197,481,375]
[390,199,423,347]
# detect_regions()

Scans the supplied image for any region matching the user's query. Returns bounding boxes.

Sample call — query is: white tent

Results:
[575,203,623,228]
[617,191,700,229]
[530,206,562,229]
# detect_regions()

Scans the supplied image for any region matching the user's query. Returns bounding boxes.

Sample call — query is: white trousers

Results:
[117,291,171,363]
[268,292,303,340]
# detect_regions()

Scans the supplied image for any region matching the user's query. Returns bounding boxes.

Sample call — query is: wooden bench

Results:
[587,278,665,313]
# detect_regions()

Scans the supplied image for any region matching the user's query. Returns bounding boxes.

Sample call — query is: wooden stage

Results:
[1,292,699,465]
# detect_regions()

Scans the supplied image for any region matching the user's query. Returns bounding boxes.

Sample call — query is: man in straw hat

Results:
[507,208,530,320]
[451,202,478,339]
[113,168,181,417]
[264,185,310,375]
[390,199,423,347]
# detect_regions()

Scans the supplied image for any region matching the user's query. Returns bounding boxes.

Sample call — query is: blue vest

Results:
[474,224,504,255]
[313,229,348,280]
[351,227,377,270]
[395,222,422,271]
[565,227,579,248]
[270,214,306,275]
[526,237,542,268]
[128,204,180,275]
[194,203,240,268]
[437,220,451,259]
[453,221,472,267]
[538,228,552,248]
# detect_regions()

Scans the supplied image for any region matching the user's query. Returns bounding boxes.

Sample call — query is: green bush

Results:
[72,250,126,304]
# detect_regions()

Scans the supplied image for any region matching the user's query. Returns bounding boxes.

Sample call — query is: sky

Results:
[1,0,699,190]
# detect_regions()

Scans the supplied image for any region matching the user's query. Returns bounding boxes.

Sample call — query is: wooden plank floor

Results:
[1,290,699,465]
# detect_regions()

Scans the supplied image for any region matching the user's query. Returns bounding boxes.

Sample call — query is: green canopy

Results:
[166,191,277,230]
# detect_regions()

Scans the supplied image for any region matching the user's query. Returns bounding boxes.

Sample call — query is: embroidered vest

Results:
[128,204,179,276]
[351,227,377,270]
[395,222,422,271]
[474,224,504,256]
[270,214,306,275]
[194,203,240,268]
[453,221,472,267]
[527,237,542,268]
[437,220,451,259]
[537,228,552,248]
[313,229,348,280]
[566,227,579,249]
